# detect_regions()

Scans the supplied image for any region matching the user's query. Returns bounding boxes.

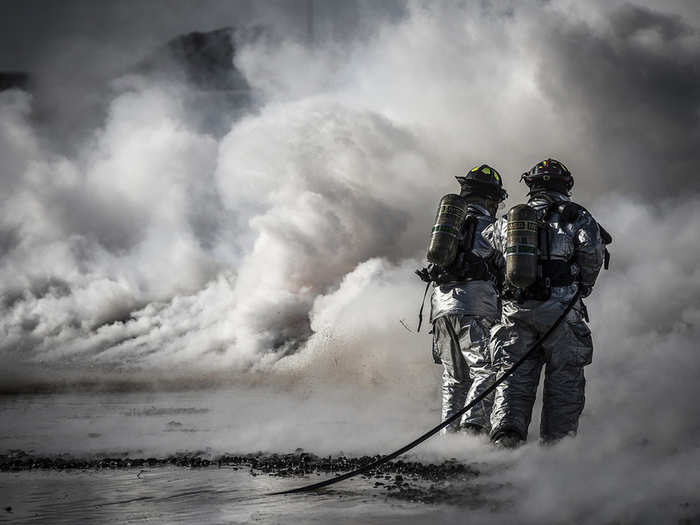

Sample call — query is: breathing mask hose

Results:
[267,289,583,496]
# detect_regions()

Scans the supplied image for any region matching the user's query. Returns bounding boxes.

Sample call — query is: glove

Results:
[415,266,432,283]
[415,264,441,283]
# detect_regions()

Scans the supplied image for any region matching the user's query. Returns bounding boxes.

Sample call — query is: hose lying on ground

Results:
[268,289,582,495]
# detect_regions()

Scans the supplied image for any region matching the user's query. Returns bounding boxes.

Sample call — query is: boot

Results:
[492,430,523,449]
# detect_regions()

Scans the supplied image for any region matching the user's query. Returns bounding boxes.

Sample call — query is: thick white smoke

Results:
[0,1,578,378]
[1,1,700,522]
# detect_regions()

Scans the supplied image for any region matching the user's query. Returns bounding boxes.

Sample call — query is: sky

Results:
[1,1,699,522]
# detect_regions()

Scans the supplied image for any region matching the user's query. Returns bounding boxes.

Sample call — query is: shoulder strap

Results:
[546,201,613,270]
[416,281,431,332]
[461,214,478,251]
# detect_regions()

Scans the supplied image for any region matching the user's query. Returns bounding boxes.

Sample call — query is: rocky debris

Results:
[0,449,478,480]
[122,407,209,416]
[0,449,487,505]
[229,452,479,484]
[0,450,214,470]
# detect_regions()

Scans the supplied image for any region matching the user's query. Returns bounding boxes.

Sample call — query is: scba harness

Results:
[433,214,496,285]
[415,198,499,331]
[504,200,612,303]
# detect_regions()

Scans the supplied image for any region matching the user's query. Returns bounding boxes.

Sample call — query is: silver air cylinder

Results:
[427,194,469,268]
[506,204,539,289]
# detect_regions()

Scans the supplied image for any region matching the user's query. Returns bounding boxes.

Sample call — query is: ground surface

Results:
[0,388,506,524]
[1,388,699,524]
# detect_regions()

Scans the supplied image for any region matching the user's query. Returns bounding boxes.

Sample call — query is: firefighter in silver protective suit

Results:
[417,165,508,436]
[484,159,610,447]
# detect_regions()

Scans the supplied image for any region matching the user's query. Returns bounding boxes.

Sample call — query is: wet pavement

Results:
[0,449,498,507]
[0,389,506,523]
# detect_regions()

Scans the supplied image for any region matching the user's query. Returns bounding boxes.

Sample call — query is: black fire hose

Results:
[268,289,582,496]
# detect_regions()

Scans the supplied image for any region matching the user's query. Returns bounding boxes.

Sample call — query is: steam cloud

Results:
[1,1,700,522]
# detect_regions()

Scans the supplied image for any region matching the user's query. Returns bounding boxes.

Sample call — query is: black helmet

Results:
[521,158,574,194]
[455,164,508,202]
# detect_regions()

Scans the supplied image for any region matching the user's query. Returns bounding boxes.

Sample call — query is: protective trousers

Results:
[489,296,594,442]
[432,314,494,434]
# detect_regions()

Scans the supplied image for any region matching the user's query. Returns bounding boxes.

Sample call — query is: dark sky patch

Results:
[535,3,700,200]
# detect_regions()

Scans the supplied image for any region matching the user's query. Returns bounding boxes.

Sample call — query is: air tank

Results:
[427,194,469,268]
[505,204,539,289]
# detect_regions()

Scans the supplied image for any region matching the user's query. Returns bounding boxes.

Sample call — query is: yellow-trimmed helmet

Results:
[521,158,574,194]
[455,164,508,202]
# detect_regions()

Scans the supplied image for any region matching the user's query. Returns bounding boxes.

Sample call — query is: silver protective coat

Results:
[433,315,495,432]
[483,192,605,441]
[430,208,500,322]
[430,204,501,433]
